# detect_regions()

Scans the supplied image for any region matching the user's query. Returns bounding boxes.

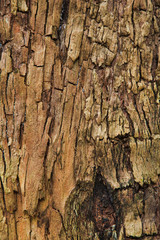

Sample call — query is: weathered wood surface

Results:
[0,0,160,239]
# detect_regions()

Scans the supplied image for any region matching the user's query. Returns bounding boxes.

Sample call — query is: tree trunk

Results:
[0,0,160,239]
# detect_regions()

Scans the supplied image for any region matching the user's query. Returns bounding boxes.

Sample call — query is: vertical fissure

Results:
[93,172,116,239]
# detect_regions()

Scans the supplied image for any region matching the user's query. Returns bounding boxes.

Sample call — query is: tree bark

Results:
[0,0,160,239]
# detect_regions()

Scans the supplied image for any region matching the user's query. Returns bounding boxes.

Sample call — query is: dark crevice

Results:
[3,106,11,160]
[59,99,66,135]
[5,73,10,106]
[24,154,29,197]
[131,1,135,43]
[19,122,24,149]
[34,1,38,30]
[151,45,158,100]
[111,144,121,186]
[43,119,54,181]
[52,205,68,239]
[24,31,31,85]
[151,46,158,80]
[37,208,50,236]
[2,149,6,175]
[92,172,116,239]
[60,0,70,25]
[68,81,77,86]
[139,49,142,81]
[141,105,152,136]
[121,106,135,137]
[44,0,49,35]
[132,93,141,120]
[0,42,3,60]
[58,0,70,64]
[0,177,6,210]
[27,0,31,24]
[73,97,83,180]
[59,24,67,65]
[54,87,63,92]
[43,140,50,170]
[69,94,76,134]
[0,177,9,239]
[114,133,130,141]
[41,115,50,140]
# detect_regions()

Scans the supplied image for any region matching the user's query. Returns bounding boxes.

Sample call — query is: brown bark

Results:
[0,0,160,239]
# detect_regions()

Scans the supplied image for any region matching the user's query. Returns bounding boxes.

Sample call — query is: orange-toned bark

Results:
[0,0,160,239]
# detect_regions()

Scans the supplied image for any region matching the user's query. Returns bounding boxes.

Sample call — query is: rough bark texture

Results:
[0,0,160,239]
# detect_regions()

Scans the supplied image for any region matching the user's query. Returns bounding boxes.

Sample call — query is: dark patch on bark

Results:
[93,173,116,239]
[0,42,2,60]
[19,122,24,149]
[58,0,70,64]
[60,0,70,24]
